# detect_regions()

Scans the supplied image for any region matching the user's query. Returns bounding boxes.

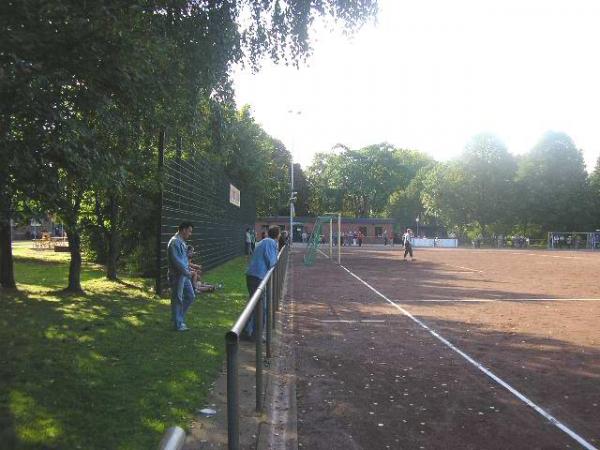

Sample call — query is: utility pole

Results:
[290,161,294,247]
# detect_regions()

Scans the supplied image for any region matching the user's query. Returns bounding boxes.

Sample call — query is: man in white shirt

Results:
[403,228,414,261]
[245,228,253,255]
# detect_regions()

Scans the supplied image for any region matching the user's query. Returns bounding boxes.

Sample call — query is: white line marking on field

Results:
[339,264,597,450]
[436,270,480,274]
[317,249,330,259]
[318,319,386,323]
[509,252,584,259]
[445,264,483,273]
[393,298,600,303]
[319,319,356,323]
[396,299,497,303]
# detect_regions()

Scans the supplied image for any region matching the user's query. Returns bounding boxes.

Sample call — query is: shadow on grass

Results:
[0,256,251,449]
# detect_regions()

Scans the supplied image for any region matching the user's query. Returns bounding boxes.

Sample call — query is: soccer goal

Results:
[303,214,342,266]
[547,231,600,250]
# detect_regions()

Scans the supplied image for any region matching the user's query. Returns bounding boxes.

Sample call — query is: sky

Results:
[233,0,600,170]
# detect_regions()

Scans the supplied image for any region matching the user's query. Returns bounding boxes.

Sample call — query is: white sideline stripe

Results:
[445,264,483,273]
[339,264,597,450]
[317,248,330,259]
[509,252,583,259]
[395,297,600,303]
[318,319,386,323]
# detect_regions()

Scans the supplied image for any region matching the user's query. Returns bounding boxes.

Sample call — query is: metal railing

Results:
[225,244,290,450]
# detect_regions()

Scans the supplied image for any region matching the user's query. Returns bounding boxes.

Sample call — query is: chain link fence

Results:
[156,150,256,293]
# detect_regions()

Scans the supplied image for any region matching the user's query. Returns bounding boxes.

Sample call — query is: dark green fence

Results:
[157,151,256,294]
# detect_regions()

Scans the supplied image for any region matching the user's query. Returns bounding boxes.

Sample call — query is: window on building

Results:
[375,226,383,237]
[359,226,368,236]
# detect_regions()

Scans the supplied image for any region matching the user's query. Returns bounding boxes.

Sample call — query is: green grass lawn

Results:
[1,243,250,449]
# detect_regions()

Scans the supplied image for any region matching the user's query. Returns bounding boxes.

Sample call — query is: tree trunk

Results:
[0,219,16,289]
[0,186,16,289]
[65,226,83,293]
[106,195,120,280]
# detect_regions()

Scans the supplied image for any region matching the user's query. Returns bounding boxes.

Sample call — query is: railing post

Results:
[155,129,165,295]
[226,332,239,450]
[266,278,273,359]
[275,264,281,311]
[255,293,264,412]
[226,244,289,444]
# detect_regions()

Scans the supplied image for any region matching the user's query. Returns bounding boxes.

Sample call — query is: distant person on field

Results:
[244,226,280,339]
[167,222,196,331]
[278,231,287,251]
[302,231,308,243]
[383,229,388,246]
[403,228,414,261]
[245,228,253,255]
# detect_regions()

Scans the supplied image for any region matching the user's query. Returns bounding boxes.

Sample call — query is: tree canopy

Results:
[305,132,598,240]
[1,0,378,289]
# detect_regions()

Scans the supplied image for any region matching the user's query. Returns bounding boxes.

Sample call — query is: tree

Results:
[421,163,472,231]
[385,149,434,228]
[420,134,517,237]
[515,131,591,232]
[387,164,435,230]
[459,133,517,234]
[308,143,408,217]
[1,0,378,290]
[293,164,311,217]
[589,157,600,228]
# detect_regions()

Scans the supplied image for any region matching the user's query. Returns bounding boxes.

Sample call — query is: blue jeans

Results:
[170,275,195,329]
[244,275,267,337]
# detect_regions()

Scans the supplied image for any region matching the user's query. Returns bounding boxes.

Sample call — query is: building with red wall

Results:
[255,216,396,244]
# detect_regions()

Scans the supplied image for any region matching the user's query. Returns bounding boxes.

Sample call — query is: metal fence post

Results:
[155,129,166,295]
[275,264,281,311]
[226,332,239,450]
[255,295,263,412]
[266,278,273,359]
[226,244,289,445]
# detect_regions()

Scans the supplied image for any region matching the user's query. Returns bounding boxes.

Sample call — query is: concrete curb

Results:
[257,249,298,450]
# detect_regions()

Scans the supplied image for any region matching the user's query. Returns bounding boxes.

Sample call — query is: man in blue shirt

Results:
[167,222,196,331]
[244,226,280,338]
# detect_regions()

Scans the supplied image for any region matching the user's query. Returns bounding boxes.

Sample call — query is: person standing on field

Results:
[167,222,196,331]
[243,226,280,339]
[403,228,414,261]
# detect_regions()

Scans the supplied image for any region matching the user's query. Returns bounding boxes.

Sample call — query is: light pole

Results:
[416,215,420,237]
[287,110,302,246]
[290,160,294,246]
